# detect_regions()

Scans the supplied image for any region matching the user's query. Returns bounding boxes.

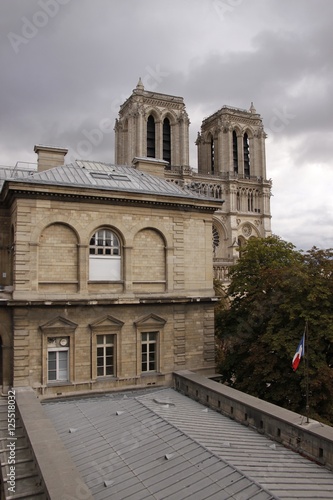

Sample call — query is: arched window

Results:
[147,115,155,158]
[210,136,215,174]
[89,229,121,281]
[243,133,250,177]
[163,117,171,163]
[233,131,238,173]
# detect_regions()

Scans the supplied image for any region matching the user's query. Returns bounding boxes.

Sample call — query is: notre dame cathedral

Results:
[115,79,272,282]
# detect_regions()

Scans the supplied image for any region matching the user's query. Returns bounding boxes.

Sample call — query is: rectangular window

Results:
[48,349,68,382]
[141,332,157,372]
[97,334,115,377]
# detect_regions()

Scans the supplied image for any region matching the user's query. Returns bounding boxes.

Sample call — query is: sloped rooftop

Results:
[0,161,218,202]
[0,165,35,190]
[43,387,333,500]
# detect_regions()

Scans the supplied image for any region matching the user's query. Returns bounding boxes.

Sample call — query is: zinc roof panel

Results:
[3,160,220,203]
[138,389,333,500]
[95,475,142,494]
[149,468,208,496]
[225,476,259,496]
[185,450,214,465]
[246,490,276,500]
[143,460,195,489]
[202,490,233,500]
[110,492,155,500]
[43,390,278,500]
[107,486,151,500]
[165,476,222,500]
[120,443,173,466]
[137,455,189,482]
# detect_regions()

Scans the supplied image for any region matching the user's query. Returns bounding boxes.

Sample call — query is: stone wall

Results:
[8,196,215,301]
[11,302,215,396]
[174,370,333,471]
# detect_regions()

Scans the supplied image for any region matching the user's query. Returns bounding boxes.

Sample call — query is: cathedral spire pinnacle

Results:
[136,77,144,91]
[249,102,256,114]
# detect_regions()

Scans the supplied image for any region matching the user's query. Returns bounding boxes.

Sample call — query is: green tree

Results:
[216,236,333,424]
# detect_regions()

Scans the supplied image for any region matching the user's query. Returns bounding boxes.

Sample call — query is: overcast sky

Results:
[1,0,333,251]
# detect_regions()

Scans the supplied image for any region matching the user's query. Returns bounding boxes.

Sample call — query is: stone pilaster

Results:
[13,308,30,387]
[173,304,186,368]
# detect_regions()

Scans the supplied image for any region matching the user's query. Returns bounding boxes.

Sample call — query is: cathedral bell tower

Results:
[115,79,190,168]
[196,102,267,179]
[196,103,272,264]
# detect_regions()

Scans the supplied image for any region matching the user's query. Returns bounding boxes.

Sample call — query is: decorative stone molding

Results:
[39,316,78,335]
[242,224,252,237]
[143,98,183,110]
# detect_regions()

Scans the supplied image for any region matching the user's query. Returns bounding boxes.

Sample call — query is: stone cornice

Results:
[1,182,221,213]
[141,98,184,110]
[1,296,218,307]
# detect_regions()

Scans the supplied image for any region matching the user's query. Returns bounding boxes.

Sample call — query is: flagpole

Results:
[305,320,309,423]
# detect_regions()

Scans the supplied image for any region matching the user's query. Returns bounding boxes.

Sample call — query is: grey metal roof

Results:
[138,389,333,500]
[43,389,276,500]
[43,388,333,500]
[0,160,220,202]
[0,165,35,190]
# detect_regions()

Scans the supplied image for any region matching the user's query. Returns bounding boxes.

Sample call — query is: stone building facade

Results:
[0,81,272,395]
[0,157,220,395]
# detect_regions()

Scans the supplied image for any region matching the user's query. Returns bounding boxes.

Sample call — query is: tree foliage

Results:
[215,236,333,424]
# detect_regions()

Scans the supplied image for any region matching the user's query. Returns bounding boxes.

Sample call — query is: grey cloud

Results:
[1,0,333,248]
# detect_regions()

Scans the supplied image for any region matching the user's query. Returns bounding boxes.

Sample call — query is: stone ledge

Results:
[16,387,93,499]
[173,370,333,470]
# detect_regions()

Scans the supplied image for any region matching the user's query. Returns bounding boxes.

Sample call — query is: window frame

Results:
[134,314,166,376]
[141,332,158,373]
[89,229,120,256]
[47,345,69,382]
[89,228,122,282]
[40,317,77,387]
[89,315,123,380]
[96,334,115,378]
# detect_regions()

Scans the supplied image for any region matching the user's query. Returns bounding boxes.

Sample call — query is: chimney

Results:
[132,157,168,179]
[34,145,68,172]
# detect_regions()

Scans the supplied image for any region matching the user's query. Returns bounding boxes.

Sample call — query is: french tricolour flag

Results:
[292,334,305,371]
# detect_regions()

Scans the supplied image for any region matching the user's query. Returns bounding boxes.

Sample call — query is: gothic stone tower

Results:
[115,78,190,168]
[115,83,272,282]
[195,103,272,278]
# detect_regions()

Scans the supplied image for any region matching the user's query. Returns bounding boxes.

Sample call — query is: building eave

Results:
[1,181,222,212]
